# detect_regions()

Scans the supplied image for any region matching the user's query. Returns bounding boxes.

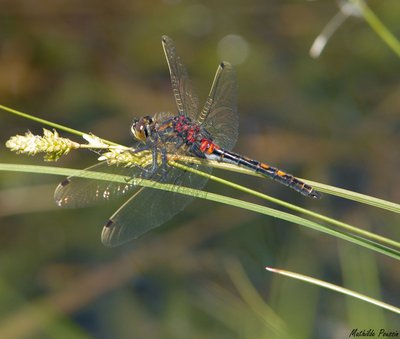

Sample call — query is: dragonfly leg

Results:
[122,144,160,178]
[160,148,168,175]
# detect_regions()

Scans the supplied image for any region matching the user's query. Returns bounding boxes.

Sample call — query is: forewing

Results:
[161,35,199,119]
[199,62,238,151]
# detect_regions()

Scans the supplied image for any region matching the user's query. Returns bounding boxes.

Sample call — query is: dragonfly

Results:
[55,35,321,247]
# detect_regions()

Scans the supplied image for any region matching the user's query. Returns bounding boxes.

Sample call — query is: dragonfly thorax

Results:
[131,116,155,142]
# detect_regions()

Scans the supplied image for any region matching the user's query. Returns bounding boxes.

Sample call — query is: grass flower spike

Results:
[98,148,153,168]
[6,129,80,161]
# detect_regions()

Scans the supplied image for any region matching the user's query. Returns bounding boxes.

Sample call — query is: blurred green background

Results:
[0,1,399,338]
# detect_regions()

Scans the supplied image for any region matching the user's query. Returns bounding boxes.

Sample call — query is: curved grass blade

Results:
[266,266,400,315]
[350,0,400,58]
[0,163,399,260]
[175,155,400,214]
[0,104,118,146]
[170,161,400,251]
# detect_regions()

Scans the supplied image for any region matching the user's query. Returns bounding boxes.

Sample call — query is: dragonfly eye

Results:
[144,116,154,124]
[131,116,154,141]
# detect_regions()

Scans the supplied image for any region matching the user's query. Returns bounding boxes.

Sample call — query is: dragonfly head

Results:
[131,116,155,142]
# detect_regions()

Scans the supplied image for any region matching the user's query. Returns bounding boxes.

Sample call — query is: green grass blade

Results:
[266,266,400,314]
[0,163,399,260]
[170,161,400,251]
[350,0,400,58]
[0,104,118,146]
[174,156,400,214]
[0,104,87,138]
[305,180,400,214]
[225,259,287,335]
[3,103,398,216]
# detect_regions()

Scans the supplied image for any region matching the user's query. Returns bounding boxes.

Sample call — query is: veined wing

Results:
[54,153,212,246]
[101,162,211,247]
[54,162,140,208]
[198,62,238,151]
[162,35,199,120]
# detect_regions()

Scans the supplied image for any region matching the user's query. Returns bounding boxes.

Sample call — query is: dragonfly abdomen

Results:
[205,145,321,199]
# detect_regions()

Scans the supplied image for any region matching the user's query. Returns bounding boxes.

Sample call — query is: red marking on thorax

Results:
[174,115,187,132]
[187,128,195,142]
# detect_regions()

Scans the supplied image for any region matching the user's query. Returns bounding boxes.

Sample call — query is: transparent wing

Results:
[101,163,211,247]
[198,62,238,151]
[162,35,199,119]
[54,154,212,247]
[54,162,141,208]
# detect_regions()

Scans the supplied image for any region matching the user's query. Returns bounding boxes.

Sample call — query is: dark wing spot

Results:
[60,178,71,187]
[105,219,114,228]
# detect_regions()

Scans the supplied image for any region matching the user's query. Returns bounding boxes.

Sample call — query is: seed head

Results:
[6,129,80,161]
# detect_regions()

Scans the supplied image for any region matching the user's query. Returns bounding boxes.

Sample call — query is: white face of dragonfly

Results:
[131,116,155,142]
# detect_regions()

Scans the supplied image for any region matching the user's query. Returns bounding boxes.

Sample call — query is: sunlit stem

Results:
[168,160,400,250]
